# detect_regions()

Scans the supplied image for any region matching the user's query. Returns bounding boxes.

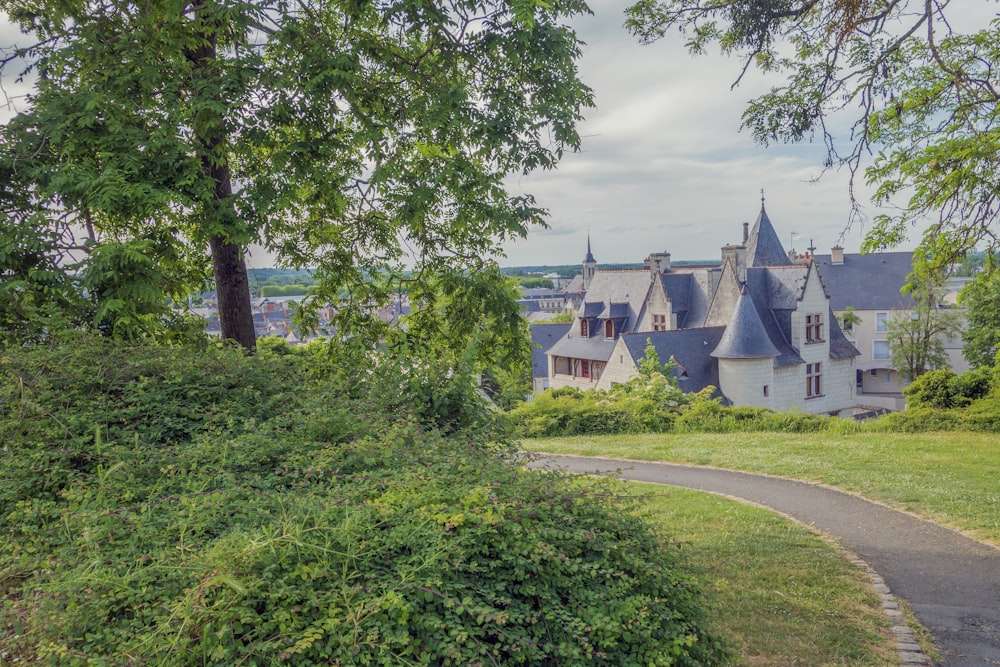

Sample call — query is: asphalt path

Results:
[528,454,1000,666]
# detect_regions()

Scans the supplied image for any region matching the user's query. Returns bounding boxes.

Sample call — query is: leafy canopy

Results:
[0,0,593,349]
[959,261,1000,369]
[625,0,1000,276]
[885,281,963,381]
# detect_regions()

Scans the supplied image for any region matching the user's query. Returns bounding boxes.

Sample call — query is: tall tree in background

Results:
[960,266,1000,368]
[626,0,1000,277]
[886,282,962,381]
[0,0,592,350]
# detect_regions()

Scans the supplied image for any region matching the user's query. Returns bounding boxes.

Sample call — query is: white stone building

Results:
[545,200,860,416]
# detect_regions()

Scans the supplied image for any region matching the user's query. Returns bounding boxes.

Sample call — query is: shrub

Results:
[1,339,731,665]
[868,406,965,432]
[905,367,994,409]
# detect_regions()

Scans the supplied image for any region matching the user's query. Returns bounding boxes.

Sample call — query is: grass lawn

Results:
[524,431,1000,547]
[632,482,896,666]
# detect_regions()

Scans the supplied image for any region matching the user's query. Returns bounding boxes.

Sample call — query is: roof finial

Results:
[760,188,766,210]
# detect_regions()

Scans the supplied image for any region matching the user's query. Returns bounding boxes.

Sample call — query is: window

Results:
[875,312,888,332]
[873,340,890,360]
[652,313,667,332]
[763,385,769,397]
[806,362,822,398]
[605,319,614,338]
[580,359,590,379]
[580,318,589,337]
[870,368,878,377]
[805,313,823,342]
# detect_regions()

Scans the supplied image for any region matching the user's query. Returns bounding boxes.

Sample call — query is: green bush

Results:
[1,339,730,665]
[905,367,994,409]
[868,406,965,432]
[959,393,1000,432]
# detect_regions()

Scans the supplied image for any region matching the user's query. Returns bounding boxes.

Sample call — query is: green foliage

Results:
[0,339,730,665]
[516,276,556,289]
[904,367,994,410]
[960,267,1000,368]
[625,0,1000,277]
[2,0,594,347]
[259,283,310,297]
[838,306,862,333]
[673,395,831,434]
[885,281,963,381]
[509,358,695,438]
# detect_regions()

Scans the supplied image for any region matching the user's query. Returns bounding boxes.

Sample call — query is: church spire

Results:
[584,233,596,263]
[582,233,597,290]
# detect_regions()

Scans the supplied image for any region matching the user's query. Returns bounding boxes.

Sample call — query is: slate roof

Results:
[812,251,916,310]
[828,308,861,360]
[530,323,571,379]
[562,274,585,294]
[746,204,792,268]
[546,335,618,363]
[621,328,726,396]
[711,288,781,359]
[576,271,653,333]
[745,267,805,367]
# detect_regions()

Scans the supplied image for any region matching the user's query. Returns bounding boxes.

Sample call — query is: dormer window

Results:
[605,319,614,338]
[652,313,667,331]
[805,313,823,343]
[580,318,589,337]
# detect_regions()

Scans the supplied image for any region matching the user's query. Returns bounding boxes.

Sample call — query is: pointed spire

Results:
[745,194,789,267]
[711,286,780,359]
[584,233,596,263]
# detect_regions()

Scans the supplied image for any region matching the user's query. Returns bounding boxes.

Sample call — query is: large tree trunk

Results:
[211,234,257,349]
[186,10,257,351]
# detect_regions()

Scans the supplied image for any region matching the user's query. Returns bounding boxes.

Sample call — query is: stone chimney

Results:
[646,252,672,274]
[831,245,845,265]
[742,222,749,244]
[721,244,747,283]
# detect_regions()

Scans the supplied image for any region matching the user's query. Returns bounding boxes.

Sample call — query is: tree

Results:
[886,282,963,382]
[625,0,1000,277]
[837,306,861,335]
[0,0,593,350]
[960,267,1000,368]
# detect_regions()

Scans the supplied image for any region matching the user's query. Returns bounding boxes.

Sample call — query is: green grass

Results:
[525,431,1000,547]
[632,482,896,666]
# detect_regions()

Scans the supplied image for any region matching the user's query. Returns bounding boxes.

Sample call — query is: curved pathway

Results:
[528,454,1000,667]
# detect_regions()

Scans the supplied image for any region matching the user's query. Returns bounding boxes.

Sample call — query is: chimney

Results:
[831,245,845,265]
[721,244,747,282]
[742,222,749,244]
[646,252,671,274]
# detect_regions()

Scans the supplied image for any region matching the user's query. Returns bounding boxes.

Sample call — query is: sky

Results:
[2,2,987,269]
[499,0,893,267]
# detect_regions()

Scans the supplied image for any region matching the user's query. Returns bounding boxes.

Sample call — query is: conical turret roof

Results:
[711,287,780,359]
[746,201,789,267]
[584,234,596,263]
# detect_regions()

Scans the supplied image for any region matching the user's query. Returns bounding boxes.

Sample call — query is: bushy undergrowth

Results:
[513,361,1000,437]
[0,338,730,665]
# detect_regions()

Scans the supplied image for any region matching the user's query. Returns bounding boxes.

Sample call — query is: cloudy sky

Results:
[3,2,978,269]
[501,0,894,267]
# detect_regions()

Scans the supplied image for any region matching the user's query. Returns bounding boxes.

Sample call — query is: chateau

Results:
[545,200,861,416]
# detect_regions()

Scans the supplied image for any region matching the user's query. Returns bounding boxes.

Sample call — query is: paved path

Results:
[528,454,1000,666]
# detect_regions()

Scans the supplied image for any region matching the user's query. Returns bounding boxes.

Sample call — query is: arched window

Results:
[604,319,614,338]
[580,319,589,337]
